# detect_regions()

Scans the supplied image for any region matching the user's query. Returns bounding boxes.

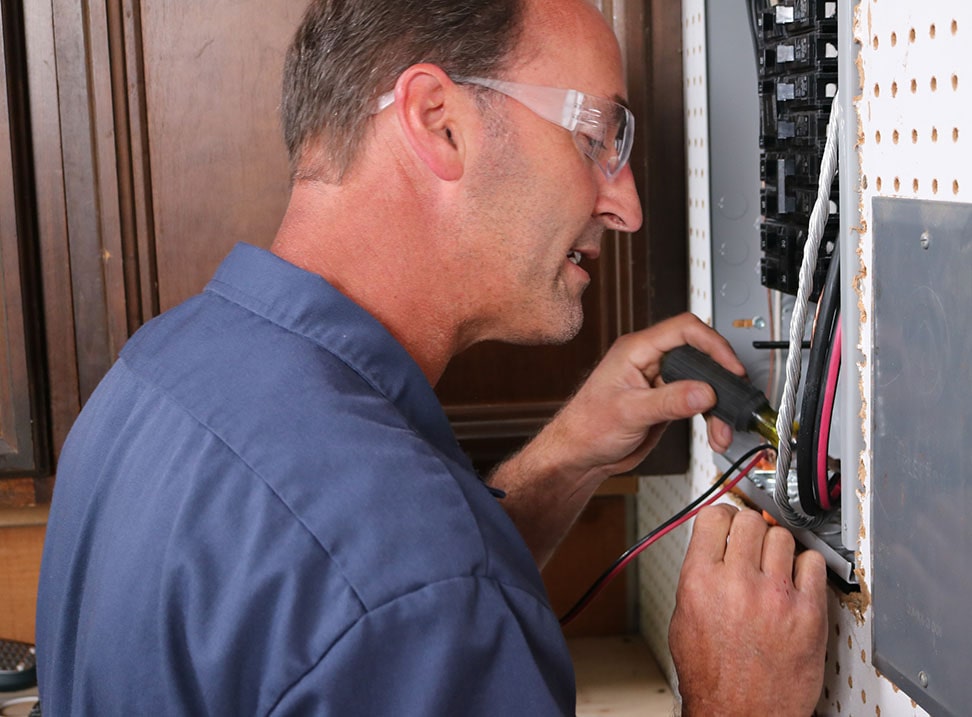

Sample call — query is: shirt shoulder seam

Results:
[116,354,369,613]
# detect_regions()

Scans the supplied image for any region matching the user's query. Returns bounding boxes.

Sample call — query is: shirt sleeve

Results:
[268,574,575,716]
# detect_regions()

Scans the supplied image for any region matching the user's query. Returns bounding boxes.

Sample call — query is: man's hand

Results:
[540,312,743,481]
[669,505,828,716]
[490,313,745,567]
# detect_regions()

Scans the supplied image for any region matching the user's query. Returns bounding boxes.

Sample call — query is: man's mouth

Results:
[567,250,583,265]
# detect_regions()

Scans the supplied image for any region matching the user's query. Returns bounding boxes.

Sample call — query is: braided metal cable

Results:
[773,92,842,529]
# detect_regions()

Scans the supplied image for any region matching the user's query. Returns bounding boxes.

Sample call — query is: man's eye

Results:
[577,133,606,157]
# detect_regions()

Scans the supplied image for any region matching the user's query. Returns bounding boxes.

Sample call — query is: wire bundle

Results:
[796,236,842,515]
[772,93,843,528]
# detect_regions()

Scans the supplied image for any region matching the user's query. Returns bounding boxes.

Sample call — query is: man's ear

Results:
[392,64,467,181]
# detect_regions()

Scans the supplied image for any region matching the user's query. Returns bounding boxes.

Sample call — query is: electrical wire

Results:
[558,444,772,627]
[816,319,842,511]
[766,289,776,399]
[796,236,840,514]
[773,92,842,529]
[747,0,762,53]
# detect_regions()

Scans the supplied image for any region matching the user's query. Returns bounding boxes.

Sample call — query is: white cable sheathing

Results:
[773,92,842,529]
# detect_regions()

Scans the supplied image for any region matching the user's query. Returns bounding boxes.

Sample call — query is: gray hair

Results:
[282,0,524,183]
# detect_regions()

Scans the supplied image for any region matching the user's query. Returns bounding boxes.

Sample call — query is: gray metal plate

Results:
[872,197,972,717]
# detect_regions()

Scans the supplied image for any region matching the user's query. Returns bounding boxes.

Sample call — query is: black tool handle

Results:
[660,345,769,432]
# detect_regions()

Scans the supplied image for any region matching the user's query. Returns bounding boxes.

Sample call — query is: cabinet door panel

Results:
[1,2,47,479]
[137,0,303,311]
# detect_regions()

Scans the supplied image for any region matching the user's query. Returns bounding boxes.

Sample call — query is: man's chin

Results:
[502,310,584,346]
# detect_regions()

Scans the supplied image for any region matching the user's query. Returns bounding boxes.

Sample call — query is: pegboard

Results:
[636,1,972,715]
[635,0,718,692]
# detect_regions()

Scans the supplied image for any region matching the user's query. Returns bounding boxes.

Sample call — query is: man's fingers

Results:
[793,548,828,595]
[760,525,797,580]
[625,313,746,378]
[630,381,717,429]
[706,417,734,453]
[723,508,769,569]
[683,504,737,568]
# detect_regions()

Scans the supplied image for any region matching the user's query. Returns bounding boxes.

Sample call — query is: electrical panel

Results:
[705,0,855,583]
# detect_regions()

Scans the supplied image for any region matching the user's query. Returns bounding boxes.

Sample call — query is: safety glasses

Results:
[376,76,634,181]
[456,77,634,181]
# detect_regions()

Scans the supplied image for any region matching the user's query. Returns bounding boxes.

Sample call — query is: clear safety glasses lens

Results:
[456,76,634,181]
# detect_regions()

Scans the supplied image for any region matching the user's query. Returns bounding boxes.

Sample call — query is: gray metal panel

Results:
[704,0,766,379]
[837,0,863,555]
[872,197,972,717]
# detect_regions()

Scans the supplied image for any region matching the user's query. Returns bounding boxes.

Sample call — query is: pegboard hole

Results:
[913,178,920,192]
[893,177,901,192]
[932,178,939,194]
[890,31,897,46]
[954,127,961,142]
[874,130,882,144]
[954,179,960,195]
[876,176,883,191]
[909,27,917,43]
[930,23,937,39]
[891,80,899,97]
[932,126,940,142]
[952,74,959,91]
[892,129,899,144]
[862,175,869,190]
[872,34,879,49]
[931,76,938,91]
[952,19,959,35]
[911,128,918,143]
[910,78,918,93]
[873,82,880,97]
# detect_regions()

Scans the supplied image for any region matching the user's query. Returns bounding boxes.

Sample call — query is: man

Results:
[37,0,827,714]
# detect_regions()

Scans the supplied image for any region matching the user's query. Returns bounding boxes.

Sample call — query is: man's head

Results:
[274,0,643,378]
[282,0,524,183]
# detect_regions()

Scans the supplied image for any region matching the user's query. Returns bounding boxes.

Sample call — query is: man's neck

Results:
[270,179,464,386]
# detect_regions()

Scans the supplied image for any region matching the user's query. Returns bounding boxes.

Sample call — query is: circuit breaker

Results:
[755,1,839,298]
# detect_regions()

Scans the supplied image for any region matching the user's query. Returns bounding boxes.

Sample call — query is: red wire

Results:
[816,321,842,510]
[568,451,767,618]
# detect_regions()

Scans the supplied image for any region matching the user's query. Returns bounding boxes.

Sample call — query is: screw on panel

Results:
[919,671,929,688]
[920,231,931,250]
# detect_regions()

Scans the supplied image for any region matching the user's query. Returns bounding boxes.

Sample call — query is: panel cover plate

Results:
[871,197,972,717]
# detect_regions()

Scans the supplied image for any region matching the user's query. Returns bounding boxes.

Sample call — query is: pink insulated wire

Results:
[816,320,842,511]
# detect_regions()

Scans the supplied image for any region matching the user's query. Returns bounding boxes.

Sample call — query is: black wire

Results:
[558,443,774,627]
[796,239,841,514]
[747,0,763,53]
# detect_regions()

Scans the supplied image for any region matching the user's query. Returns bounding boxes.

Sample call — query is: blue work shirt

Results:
[36,243,575,715]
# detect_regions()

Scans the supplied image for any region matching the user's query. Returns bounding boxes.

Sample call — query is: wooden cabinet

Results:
[0,0,686,503]
[1,2,50,494]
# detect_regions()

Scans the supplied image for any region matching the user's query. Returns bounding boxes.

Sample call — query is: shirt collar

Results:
[205,243,475,473]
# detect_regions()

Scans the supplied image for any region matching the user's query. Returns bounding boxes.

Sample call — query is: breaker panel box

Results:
[705,0,854,582]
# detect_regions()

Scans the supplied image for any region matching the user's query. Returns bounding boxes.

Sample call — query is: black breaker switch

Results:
[754,0,838,299]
